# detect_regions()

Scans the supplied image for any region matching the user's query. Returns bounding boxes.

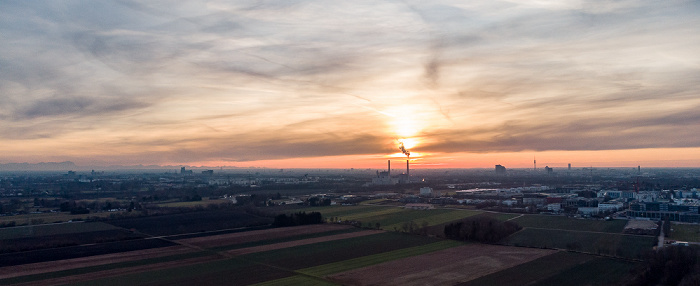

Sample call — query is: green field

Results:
[0,222,119,240]
[529,256,637,286]
[504,228,655,258]
[0,211,129,225]
[243,232,441,270]
[477,212,521,221]
[291,205,384,218]
[68,231,448,286]
[257,240,462,285]
[253,275,338,286]
[670,223,700,242]
[459,251,637,286]
[512,215,627,233]
[156,198,229,208]
[288,205,484,232]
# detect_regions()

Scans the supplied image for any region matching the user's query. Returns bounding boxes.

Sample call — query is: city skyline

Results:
[2,1,700,168]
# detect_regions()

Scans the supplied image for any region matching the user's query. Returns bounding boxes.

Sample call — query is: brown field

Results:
[179,224,354,248]
[328,244,556,286]
[1,225,361,285]
[226,230,384,256]
[0,245,194,279]
[13,255,220,286]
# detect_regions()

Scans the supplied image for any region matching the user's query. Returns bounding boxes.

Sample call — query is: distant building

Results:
[578,207,599,216]
[495,164,506,174]
[628,201,700,222]
[180,167,193,175]
[369,160,398,186]
[404,203,434,210]
[420,187,433,197]
[201,170,214,176]
[547,203,562,212]
[544,166,553,174]
[598,202,624,212]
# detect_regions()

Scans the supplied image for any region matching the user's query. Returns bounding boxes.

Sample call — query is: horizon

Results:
[2,1,700,168]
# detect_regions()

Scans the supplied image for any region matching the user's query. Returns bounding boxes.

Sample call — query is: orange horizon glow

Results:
[184,147,700,169]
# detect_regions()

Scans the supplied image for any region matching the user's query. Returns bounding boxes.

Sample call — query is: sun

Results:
[385,105,425,138]
[398,138,418,150]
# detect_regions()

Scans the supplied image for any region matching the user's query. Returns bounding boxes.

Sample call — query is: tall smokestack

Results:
[406,160,409,183]
[388,160,391,177]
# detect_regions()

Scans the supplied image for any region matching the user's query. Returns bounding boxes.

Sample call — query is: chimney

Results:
[388,160,391,177]
[406,160,409,183]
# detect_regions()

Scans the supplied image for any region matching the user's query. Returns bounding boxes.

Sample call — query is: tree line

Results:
[444,216,521,243]
[273,211,323,227]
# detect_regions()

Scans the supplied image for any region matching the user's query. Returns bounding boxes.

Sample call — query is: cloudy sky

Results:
[2,0,700,168]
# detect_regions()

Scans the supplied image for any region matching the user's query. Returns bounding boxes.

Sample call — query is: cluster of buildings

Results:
[367,160,411,186]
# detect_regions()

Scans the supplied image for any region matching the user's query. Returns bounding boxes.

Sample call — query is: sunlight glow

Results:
[397,138,418,150]
[386,105,425,138]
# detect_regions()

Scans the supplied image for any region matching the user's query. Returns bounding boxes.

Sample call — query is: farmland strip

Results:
[227,230,384,256]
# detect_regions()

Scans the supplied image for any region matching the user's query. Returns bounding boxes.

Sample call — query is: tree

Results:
[444,216,521,243]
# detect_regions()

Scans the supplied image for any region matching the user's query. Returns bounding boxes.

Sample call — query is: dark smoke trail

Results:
[398,141,411,158]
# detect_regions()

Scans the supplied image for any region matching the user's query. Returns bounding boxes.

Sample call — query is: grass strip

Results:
[252,275,339,286]
[337,207,404,221]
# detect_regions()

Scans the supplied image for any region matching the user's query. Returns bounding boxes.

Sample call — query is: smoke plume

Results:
[398,141,411,158]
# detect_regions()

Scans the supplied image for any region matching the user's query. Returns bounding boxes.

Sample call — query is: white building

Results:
[547,203,562,212]
[598,202,624,212]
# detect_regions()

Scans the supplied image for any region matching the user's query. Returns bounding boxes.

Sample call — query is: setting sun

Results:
[397,138,418,150]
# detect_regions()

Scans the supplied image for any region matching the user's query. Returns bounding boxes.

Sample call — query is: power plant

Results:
[368,159,410,185]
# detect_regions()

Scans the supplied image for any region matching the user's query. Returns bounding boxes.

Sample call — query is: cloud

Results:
[1,0,700,165]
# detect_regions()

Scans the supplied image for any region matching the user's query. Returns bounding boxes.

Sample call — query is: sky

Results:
[1,0,700,169]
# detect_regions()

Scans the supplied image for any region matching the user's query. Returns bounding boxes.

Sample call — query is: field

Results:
[0,222,118,240]
[291,205,484,231]
[669,223,700,242]
[107,209,272,236]
[0,207,655,285]
[0,211,128,225]
[504,228,656,258]
[511,215,628,233]
[156,198,229,208]
[459,251,637,286]
[0,222,129,254]
[31,229,447,286]
[325,244,555,286]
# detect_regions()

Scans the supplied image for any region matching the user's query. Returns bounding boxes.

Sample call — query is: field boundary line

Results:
[506,214,524,221]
